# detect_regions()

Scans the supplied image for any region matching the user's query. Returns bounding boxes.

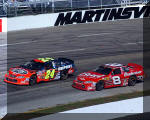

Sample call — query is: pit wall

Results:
[7,4,149,32]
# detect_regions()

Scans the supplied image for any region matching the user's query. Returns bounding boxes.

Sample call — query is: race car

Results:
[4,57,76,85]
[72,63,144,91]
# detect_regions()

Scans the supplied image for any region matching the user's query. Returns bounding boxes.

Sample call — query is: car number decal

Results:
[112,76,121,85]
[45,69,55,79]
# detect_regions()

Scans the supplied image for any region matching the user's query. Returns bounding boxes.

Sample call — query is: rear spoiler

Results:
[127,63,143,68]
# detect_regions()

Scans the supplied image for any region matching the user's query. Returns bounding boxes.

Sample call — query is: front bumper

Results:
[72,82,95,91]
[4,76,29,85]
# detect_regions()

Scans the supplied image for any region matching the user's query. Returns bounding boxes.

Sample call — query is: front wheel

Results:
[29,75,37,86]
[128,76,137,86]
[96,81,104,91]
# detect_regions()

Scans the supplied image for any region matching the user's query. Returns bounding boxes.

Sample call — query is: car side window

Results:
[45,62,53,69]
[54,60,60,67]
[60,61,66,66]
[113,68,121,75]
[122,67,130,72]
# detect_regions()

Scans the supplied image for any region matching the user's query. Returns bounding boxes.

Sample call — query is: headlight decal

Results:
[85,81,93,84]
[16,76,25,79]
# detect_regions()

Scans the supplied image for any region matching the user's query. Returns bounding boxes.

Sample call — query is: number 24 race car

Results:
[72,63,144,91]
[4,57,76,85]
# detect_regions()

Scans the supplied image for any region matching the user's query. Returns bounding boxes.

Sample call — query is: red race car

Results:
[72,63,144,91]
[4,57,76,85]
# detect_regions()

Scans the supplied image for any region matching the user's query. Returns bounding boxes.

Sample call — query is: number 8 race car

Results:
[72,63,144,91]
[4,57,76,85]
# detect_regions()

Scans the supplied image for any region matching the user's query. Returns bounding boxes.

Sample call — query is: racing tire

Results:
[96,81,104,91]
[60,72,68,80]
[128,76,137,86]
[29,75,37,86]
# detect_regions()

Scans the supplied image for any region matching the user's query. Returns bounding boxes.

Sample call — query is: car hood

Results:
[77,71,107,82]
[8,67,35,75]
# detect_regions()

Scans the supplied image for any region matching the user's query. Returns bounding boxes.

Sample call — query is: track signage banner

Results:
[54,6,150,26]
[7,5,150,31]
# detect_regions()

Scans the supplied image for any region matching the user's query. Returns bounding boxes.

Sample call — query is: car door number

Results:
[45,69,55,79]
[112,76,121,85]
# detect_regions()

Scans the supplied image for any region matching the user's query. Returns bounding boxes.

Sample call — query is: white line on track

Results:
[77,32,122,38]
[124,41,143,45]
[0,41,37,47]
[0,32,123,47]
[126,43,137,45]
[38,48,86,55]
[137,41,143,44]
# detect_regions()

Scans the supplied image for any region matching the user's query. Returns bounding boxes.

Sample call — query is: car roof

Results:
[34,58,54,63]
[104,63,126,69]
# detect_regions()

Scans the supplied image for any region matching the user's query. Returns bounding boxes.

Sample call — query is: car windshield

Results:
[94,66,112,75]
[20,60,44,70]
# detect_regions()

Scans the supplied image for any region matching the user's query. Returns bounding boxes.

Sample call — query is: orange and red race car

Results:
[4,57,76,85]
[72,63,144,91]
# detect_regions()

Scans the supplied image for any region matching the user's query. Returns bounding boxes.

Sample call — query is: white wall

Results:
[7,5,146,32]
[8,13,58,31]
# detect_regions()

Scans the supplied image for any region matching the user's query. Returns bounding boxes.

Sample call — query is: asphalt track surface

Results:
[1,18,150,114]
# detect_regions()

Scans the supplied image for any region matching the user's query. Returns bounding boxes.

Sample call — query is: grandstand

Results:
[0,0,7,17]
[0,0,149,17]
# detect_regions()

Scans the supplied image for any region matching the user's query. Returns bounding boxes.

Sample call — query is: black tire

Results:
[60,72,68,80]
[128,76,137,86]
[29,75,37,86]
[96,81,104,91]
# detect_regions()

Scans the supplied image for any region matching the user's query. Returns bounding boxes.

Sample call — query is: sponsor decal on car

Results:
[124,71,142,77]
[58,65,72,70]
[11,68,28,74]
[105,63,123,67]
[79,73,105,78]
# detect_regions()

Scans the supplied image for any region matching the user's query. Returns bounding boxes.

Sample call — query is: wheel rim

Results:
[129,77,136,85]
[61,73,68,80]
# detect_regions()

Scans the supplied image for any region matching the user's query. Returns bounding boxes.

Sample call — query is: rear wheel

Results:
[128,76,137,86]
[96,81,104,91]
[29,75,37,86]
[60,72,68,80]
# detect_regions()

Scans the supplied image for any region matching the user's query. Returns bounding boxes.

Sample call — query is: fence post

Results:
[14,0,18,16]
[2,0,5,12]
[70,0,72,10]
[52,0,55,12]
[101,0,102,8]
[88,0,90,9]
